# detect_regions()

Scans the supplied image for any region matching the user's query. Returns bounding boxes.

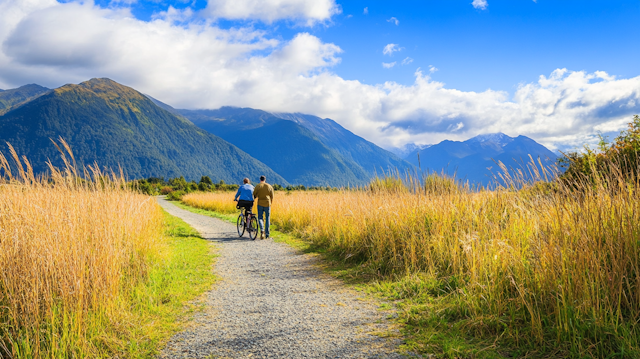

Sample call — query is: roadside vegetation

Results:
[179,116,640,358]
[0,141,216,358]
[130,175,338,201]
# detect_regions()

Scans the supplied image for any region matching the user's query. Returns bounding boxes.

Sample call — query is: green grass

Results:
[173,200,554,358]
[117,210,217,357]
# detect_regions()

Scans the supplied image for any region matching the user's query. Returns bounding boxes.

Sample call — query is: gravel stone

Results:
[157,198,410,359]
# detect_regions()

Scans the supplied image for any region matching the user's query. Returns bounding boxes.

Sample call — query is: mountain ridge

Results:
[0,83,50,115]
[0,78,288,184]
[170,105,415,185]
[404,132,558,185]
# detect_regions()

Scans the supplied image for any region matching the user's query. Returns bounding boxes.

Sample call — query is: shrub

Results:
[160,186,174,195]
[166,190,185,201]
[199,176,213,185]
[562,114,640,184]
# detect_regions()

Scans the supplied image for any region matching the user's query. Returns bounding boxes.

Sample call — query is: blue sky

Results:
[1,0,640,150]
[89,0,640,93]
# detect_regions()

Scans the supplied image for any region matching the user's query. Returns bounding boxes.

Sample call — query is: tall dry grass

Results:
[182,191,241,215]
[183,162,640,355]
[0,142,164,358]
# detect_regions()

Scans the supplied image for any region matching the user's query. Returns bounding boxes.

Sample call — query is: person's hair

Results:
[243,178,250,184]
[260,175,266,182]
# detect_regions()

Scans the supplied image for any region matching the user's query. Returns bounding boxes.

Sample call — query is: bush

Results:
[199,176,213,185]
[160,186,174,195]
[166,190,185,201]
[562,114,640,184]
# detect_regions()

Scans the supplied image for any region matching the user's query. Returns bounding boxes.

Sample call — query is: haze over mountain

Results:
[172,106,414,186]
[404,133,558,186]
[0,78,287,184]
[389,143,432,159]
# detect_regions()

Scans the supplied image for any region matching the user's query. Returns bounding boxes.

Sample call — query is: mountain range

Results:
[0,79,286,184]
[0,78,560,187]
[170,106,413,186]
[403,133,559,186]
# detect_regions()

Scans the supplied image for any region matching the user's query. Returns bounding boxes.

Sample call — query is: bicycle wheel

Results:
[236,213,245,237]
[248,216,259,240]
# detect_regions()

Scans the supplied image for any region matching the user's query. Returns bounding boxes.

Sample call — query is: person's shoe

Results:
[260,232,264,240]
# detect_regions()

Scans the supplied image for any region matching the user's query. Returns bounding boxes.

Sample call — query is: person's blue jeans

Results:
[257,205,271,237]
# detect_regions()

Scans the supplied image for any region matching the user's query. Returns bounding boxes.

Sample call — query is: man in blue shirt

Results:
[234,178,255,215]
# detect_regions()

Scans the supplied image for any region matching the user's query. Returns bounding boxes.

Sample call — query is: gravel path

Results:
[156,198,408,359]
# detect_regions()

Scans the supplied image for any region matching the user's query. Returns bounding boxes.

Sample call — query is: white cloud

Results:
[1,0,639,152]
[382,62,396,69]
[429,65,438,73]
[447,122,464,132]
[363,7,368,15]
[472,0,488,10]
[386,16,399,25]
[401,57,413,65]
[204,0,341,25]
[383,43,402,56]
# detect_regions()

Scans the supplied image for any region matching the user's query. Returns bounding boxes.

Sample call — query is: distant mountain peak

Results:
[0,83,51,114]
[467,133,514,147]
[54,78,145,104]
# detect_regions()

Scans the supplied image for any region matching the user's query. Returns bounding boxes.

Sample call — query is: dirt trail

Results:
[156,197,407,359]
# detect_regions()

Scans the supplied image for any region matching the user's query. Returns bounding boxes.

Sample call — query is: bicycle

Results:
[236,203,259,240]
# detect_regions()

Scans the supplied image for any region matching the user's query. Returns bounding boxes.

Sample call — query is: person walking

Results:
[253,175,274,239]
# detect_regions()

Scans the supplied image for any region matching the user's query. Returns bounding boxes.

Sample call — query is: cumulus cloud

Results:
[363,7,368,15]
[472,0,488,10]
[383,43,402,56]
[204,0,341,25]
[401,57,413,65]
[382,62,396,69]
[386,16,399,25]
[1,0,639,152]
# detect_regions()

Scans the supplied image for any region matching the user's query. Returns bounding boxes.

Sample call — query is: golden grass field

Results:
[182,167,640,357]
[0,144,215,358]
[3,134,639,357]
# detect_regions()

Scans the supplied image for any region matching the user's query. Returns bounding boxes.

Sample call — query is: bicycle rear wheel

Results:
[236,213,245,237]
[248,216,259,240]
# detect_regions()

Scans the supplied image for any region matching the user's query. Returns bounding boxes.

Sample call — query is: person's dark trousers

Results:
[237,200,254,214]
[257,205,270,237]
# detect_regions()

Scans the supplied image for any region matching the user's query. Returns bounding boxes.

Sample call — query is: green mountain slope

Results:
[274,112,415,175]
[0,78,287,184]
[223,120,369,186]
[0,84,50,114]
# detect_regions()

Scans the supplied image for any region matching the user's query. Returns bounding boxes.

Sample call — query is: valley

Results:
[1,77,637,359]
